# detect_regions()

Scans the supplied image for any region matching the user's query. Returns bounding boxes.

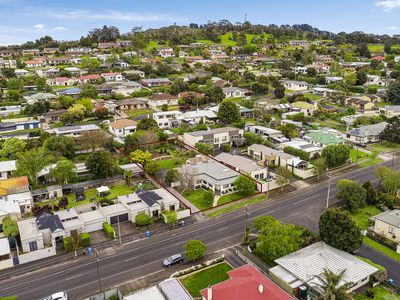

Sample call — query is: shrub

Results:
[283,146,310,161]
[222,143,231,152]
[135,213,153,227]
[103,222,115,238]
[366,289,375,298]
[80,233,91,247]
[63,237,73,251]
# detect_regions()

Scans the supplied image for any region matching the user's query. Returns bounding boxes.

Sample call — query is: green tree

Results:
[253,215,280,231]
[356,70,368,85]
[130,149,153,166]
[274,84,285,99]
[217,100,240,124]
[165,169,179,185]
[336,179,367,213]
[276,166,292,191]
[137,118,158,131]
[184,240,207,261]
[387,80,400,104]
[44,135,76,159]
[251,82,269,95]
[194,142,214,155]
[362,181,377,205]
[80,84,98,99]
[80,58,101,71]
[61,104,86,123]
[135,213,153,226]
[77,97,95,114]
[0,138,26,158]
[312,158,327,180]
[379,116,400,143]
[162,210,178,226]
[34,77,47,91]
[319,208,362,253]
[2,216,19,238]
[86,151,118,178]
[278,123,298,140]
[315,269,352,300]
[375,166,400,195]
[15,148,53,188]
[233,175,255,195]
[95,106,109,120]
[51,160,77,184]
[321,144,350,168]
[144,161,160,175]
[160,104,169,111]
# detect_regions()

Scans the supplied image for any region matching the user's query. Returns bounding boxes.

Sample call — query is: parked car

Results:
[162,253,183,267]
[43,291,68,300]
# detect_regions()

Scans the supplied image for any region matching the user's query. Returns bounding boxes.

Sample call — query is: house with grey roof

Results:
[346,122,387,144]
[269,242,378,295]
[179,160,239,195]
[182,127,244,149]
[46,124,100,137]
[379,105,400,118]
[0,160,16,179]
[371,209,400,243]
[36,212,66,245]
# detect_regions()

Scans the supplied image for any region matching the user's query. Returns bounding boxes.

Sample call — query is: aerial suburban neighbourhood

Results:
[0,1,400,299]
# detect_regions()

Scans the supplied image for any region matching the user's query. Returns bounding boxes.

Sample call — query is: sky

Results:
[1,0,400,45]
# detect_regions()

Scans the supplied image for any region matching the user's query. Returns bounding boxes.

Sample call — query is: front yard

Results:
[351,206,382,230]
[218,191,249,206]
[349,149,383,167]
[182,189,213,210]
[180,263,233,298]
[369,141,400,153]
[355,285,400,300]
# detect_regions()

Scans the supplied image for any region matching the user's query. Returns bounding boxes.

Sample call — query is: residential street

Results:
[0,159,399,300]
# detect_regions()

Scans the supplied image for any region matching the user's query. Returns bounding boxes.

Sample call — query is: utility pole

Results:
[266,164,270,199]
[117,217,122,245]
[94,249,102,293]
[355,146,359,165]
[244,206,248,238]
[326,171,331,209]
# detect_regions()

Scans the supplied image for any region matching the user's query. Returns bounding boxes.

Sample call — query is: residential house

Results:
[37,68,59,77]
[66,47,91,55]
[158,47,175,58]
[181,109,217,124]
[183,127,244,149]
[246,125,289,144]
[39,109,67,126]
[0,160,16,179]
[124,70,145,78]
[46,77,78,87]
[108,118,137,137]
[303,130,344,147]
[56,87,81,97]
[140,78,171,87]
[64,67,81,75]
[46,124,101,137]
[25,60,45,68]
[379,105,400,118]
[291,101,317,116]
[115,98,148,111]
[14,69,30,77]
[0,106,21,117]
[101,72,123,82]
[78,208,106,233]
[371,210,400,243]
[283,81,309,92]
[346,122,388,144]
[366,75,386,87]
[0,198,21,224]
[293,67,307,75]
[112,81,142,96]
[0,238,13,270]
[325,76,343,84]
[24,92,57,105]
[147,93,178,108]
[47,57,71,66]
[280,139,322,159]
[222,87,249,98]
[269,242,378,295]
[79,74,101,84]
[98,42,118,50]
[289,40,311,48]
[153,111,183,129]
[305,63,331,73]
[0,59,17,69]
[179,160,239,195]
[345,97,375,111]
[0,176,32,215]
[99,203,131,225]
[201,264,293,300]
[36,212,65,245]
[18,218,45,253]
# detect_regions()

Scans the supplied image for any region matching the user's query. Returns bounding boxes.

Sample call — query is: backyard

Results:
[157,157,186,170]
[180,262,233,298]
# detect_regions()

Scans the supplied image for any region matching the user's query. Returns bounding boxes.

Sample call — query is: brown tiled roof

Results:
[109,118,137,129]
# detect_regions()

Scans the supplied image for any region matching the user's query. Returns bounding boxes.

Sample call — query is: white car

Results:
[44,291,68,300]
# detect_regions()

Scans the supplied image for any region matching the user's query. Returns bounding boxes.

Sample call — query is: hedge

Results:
[283,146,310,161]
[135,213,153,227]
[103,222,115,238]
[80,232,91,247]
[63,236,73,252]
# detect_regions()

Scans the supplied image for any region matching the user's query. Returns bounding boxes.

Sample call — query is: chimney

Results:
[258,284,264,294]
[207,286,212,300]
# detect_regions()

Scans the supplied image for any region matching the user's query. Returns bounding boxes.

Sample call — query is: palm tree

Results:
[315,269,352,300]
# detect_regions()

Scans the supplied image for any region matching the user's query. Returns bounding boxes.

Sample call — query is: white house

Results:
[18,218,45,253]
[0,160,16,179]
[153,111,183,129]
[108,118,137,137]
[371,210,400,243]
[346,122,388,144]
[222,87,249,98]
[284,81,309,92]
[158,47,175,58]
[183,127,244,149]
[379,106,400,118]
[54,208,84,237]
[101,72,123,82]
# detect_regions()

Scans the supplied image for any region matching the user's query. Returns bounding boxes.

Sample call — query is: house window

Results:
[29,241,38,251]
[169,205,175,211]
[388,226,395,234]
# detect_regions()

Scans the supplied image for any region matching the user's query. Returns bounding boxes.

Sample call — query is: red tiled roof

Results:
[149,93,177,100]
[200,265,293,300]
[80,74,101,80]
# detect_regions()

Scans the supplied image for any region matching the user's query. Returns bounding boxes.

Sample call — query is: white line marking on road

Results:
[123,256,140,262]
[217,226,230,232]
[65,274,84,281]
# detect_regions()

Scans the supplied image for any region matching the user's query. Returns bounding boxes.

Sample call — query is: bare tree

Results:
[178,165,198,192]
[77,131,111,152]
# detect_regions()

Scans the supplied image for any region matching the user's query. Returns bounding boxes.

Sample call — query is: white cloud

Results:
[52,26,66,32]
[375,0,400,11]
[33,23,46,31]
[386,25,398,30]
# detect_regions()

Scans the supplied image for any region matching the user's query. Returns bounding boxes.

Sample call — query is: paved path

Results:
[213,195,221,207]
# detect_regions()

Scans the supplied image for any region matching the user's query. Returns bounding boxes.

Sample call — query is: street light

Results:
[117,217,122,245]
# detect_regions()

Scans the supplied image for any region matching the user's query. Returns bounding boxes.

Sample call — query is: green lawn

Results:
[363,237,400,263]
[157,157,185,169]
[218,192,248,206]
[369,141,400,153]
[208,195,267,218]
[355,285,400,300]
[351,206,382,230]
[145,40,164,50]
[367,44,384,53]
[127,109,154,118]
[180,263,233,298]
[182,189,213,210]
[350,148,369,163]
[349,149,383,167]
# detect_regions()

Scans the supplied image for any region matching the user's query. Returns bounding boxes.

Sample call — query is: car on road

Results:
[43,291,68,300]
[163,253,183,267]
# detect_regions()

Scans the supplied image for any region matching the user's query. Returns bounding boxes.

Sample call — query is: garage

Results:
[110,213,129,224]
[78,210,106,233]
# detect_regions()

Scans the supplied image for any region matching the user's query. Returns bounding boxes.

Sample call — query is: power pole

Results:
[94,249,102,293]
[117,217,122,245]
[326,172,331,209]
[244,206,248,238]
[355,146,359,165]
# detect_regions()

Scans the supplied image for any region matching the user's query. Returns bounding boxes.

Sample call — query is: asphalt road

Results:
[0,159,399,300]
